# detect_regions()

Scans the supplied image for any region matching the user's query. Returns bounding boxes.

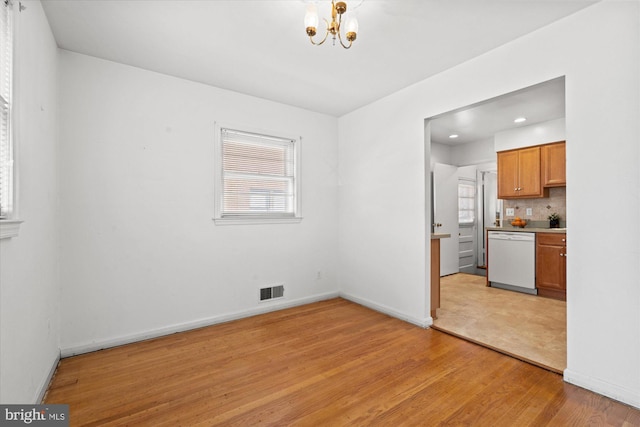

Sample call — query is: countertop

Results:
[485,227,567,234]
[431,233,451,239]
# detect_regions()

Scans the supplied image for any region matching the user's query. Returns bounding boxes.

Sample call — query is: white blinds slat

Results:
[0,1,12,102]
[0,1,12,218]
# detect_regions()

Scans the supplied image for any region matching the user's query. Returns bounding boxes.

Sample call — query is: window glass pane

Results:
[459,210,474,223]
[459,198,474,210]
[458,181,475,224]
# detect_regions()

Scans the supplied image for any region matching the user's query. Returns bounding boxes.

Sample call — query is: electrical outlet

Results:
[526,208,533,216]
[506,208,515,216]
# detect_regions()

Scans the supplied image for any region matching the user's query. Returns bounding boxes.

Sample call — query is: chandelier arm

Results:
[336,30,353,49]
[309,32,330,46]
[309,18,331,46]
[336,14,352,49]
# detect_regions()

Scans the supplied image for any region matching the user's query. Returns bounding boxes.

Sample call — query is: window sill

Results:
[0,219,24,239]
[213,216,302,226]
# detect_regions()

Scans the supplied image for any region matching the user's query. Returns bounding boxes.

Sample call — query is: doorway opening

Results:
[426,76,567,372]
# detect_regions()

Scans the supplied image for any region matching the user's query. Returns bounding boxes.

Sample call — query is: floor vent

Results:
[260,285,284,301]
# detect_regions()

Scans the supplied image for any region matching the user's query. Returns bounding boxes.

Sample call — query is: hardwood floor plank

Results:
[276,333,474,425]
[435,363,543,424]
[44,298,639,426]
[492,370,566,425]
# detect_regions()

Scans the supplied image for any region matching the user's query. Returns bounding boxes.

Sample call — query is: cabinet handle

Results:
[562,238,566,242]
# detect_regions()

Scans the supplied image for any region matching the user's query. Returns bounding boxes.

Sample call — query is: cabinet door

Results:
[497,150,519,198]
[517,146,542,197]
[536,233,566,300]
[542,142,566,187]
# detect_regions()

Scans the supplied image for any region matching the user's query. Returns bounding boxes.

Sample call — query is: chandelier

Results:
[304,1,359,49]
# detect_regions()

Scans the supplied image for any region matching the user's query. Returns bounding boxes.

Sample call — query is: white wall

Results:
[431,137,495,169]
[57,51,340,354]
[429,142,452,168]
[338,1,640,408]
[457,165,477,180]
[447,118,566,168]
[339,97,430,325]
[495,117,566,151]
[451,138,496,166]
[0,2,60,403]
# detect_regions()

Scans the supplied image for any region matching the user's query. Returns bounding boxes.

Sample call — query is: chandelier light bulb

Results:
[304,3,319,36]
[345,15,358,41]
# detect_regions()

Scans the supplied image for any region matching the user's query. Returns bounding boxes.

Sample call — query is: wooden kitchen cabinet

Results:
[497,150,519,198]
[542,141,566,187]
[536,233,566,301]
[497,146,547,199]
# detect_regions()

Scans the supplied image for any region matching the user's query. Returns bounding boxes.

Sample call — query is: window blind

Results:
[0,0,13,218]
[220,128,296,217]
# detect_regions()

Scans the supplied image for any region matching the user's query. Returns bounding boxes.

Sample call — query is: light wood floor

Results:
[432,273,566,373]
[44,298,640,426]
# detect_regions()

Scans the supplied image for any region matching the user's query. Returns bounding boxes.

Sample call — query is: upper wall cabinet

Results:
[497,146,547,199]
[542,141,566,187]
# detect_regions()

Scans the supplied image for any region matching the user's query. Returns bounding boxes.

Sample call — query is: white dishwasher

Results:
[488,231,537,295]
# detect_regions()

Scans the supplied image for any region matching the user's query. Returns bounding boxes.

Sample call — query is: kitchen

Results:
[488,139,566,300]
[428,77,567,372]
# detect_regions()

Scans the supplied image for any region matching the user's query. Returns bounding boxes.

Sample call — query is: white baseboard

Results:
[340,292,432,328]
[37,350,60,403]
[61,291,340,358]
[564,368,640,409]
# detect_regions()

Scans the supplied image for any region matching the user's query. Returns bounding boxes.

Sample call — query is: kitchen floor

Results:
[432,273,566,373]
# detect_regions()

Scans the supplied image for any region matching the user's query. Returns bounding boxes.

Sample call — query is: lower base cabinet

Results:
[536,233,566,301]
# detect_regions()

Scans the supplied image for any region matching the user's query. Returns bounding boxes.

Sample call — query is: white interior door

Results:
[459,224,476,273]
[433,163,460,276]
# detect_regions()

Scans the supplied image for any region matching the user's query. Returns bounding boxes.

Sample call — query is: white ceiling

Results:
[429,77,566,145]
[41,0,595,118]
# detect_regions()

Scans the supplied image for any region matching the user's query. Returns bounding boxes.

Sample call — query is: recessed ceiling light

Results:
[514,117,527,123]
[449,134,459,139]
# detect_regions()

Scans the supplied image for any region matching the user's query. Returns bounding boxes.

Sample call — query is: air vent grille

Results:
[260,284,284,301]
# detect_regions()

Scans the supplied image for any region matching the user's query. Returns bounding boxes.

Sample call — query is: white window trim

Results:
[0,219,22,239]
[212,122,302,225]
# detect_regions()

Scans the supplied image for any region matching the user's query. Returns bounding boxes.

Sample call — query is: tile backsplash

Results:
[503,187,566,226]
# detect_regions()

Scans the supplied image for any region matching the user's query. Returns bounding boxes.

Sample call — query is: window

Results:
[214,126,301,224]
[458,179,475,224]
[0,0,14,219]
